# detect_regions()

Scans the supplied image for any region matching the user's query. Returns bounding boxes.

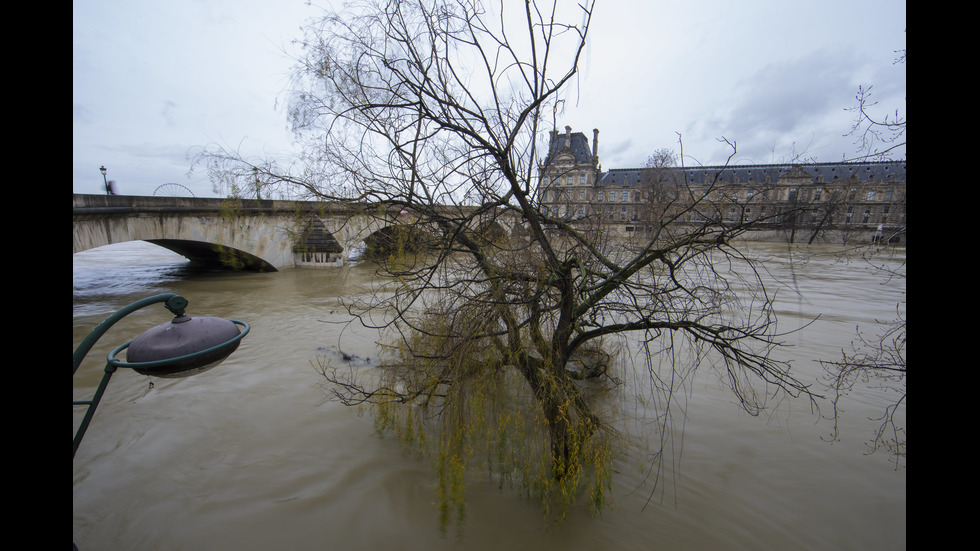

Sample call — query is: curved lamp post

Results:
[73,293,249,458]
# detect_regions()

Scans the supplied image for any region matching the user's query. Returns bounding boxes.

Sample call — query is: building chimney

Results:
[565,125,572,149]
[592,128,599,161]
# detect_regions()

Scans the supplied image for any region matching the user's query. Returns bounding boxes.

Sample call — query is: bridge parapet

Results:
[73,194,348,215]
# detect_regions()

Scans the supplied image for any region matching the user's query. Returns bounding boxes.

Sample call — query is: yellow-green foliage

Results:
[370,302,615,533]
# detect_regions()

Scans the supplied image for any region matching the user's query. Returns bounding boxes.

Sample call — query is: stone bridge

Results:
[73,194,518,271]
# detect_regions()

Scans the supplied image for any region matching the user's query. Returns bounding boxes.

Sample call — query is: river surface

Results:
[73,241,906,550]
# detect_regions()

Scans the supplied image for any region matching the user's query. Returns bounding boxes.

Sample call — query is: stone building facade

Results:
[537,126,907,242]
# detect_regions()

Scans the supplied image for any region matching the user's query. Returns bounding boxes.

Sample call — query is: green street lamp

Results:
[73,293,249,458]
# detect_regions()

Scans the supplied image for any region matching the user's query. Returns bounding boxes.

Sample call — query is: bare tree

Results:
[201,0,815,528]
[846,46,906,161]
[646,147,677,170]
[638,147,683,235]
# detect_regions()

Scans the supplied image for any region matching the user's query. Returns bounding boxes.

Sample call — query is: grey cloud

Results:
[685,49,872,162]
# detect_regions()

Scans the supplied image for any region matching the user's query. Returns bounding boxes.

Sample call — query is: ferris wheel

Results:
[154,183,195,197]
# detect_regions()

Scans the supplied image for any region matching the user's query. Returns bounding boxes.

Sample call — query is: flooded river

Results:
[73,241,906,550]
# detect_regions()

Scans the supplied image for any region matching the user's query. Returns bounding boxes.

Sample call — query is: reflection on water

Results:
[73,240,906,551]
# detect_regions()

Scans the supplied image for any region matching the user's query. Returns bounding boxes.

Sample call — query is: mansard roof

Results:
[594,161,906,188]
[542,131,595,167]
[683,161,906,185]
[597,168,646,188]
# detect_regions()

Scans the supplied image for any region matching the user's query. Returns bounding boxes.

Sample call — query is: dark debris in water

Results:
[316,347,373,366]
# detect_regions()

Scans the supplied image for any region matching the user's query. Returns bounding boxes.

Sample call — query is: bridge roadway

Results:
[73,193,474,271]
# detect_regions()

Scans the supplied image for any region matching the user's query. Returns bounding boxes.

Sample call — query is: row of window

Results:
[725,185,900,203]
[542,173,591,187]
[719,203,905,226]
[540,188,635,202]
[543,184,901,205]
[544,202,905,227]
[542,204,638,221]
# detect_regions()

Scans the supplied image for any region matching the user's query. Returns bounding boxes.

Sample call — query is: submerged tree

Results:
[202,0,814,528]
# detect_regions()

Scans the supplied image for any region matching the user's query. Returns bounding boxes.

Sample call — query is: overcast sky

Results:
[73,0,906,197]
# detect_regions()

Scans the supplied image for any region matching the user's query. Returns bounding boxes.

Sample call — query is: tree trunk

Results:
[548,408,572,479]
[518,356,582,480]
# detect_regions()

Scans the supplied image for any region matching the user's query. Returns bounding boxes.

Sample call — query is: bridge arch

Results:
[292,210,411,266]
[143,239,275,271]
[73,197,297,271]
[73,239,275,273]
[341,211,516,259]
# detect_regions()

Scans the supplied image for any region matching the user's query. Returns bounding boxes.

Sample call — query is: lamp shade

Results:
[126,315,243,378]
